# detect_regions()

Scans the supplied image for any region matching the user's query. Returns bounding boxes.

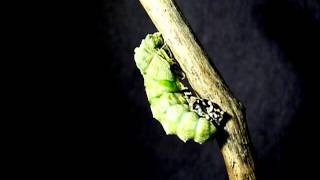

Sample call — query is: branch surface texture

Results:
[139,0,256,179]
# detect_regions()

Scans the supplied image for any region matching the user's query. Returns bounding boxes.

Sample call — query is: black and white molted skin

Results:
[172,59,225,130]
[172,62,225,126]
[180,87,225,127]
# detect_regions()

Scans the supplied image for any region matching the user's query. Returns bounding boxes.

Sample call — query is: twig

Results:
[138,0,256,179]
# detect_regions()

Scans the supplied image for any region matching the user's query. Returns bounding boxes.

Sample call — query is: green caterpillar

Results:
[134,32,224,144]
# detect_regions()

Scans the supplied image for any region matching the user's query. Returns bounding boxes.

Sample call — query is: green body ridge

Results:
[134,32,216,144]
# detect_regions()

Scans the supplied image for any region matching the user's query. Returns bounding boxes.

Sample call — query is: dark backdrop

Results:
[66,0,320,179]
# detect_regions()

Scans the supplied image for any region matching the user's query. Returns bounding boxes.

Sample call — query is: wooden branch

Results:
[139,0,256,179]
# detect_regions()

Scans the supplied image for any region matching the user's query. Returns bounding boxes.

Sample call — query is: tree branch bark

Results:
[138,0,256,179]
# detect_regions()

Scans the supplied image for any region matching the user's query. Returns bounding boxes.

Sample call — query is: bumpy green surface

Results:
[134,32,216,144]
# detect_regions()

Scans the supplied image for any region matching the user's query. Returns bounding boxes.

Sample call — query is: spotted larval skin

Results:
[182,89,224,126]
[134,32,224,144]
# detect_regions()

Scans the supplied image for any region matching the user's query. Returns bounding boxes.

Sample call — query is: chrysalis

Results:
[134,32,224,144]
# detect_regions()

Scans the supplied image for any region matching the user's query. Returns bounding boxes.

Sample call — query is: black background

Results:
[48,0,320,179]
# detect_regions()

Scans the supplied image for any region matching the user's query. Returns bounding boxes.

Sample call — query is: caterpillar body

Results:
[134,32,224,144]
